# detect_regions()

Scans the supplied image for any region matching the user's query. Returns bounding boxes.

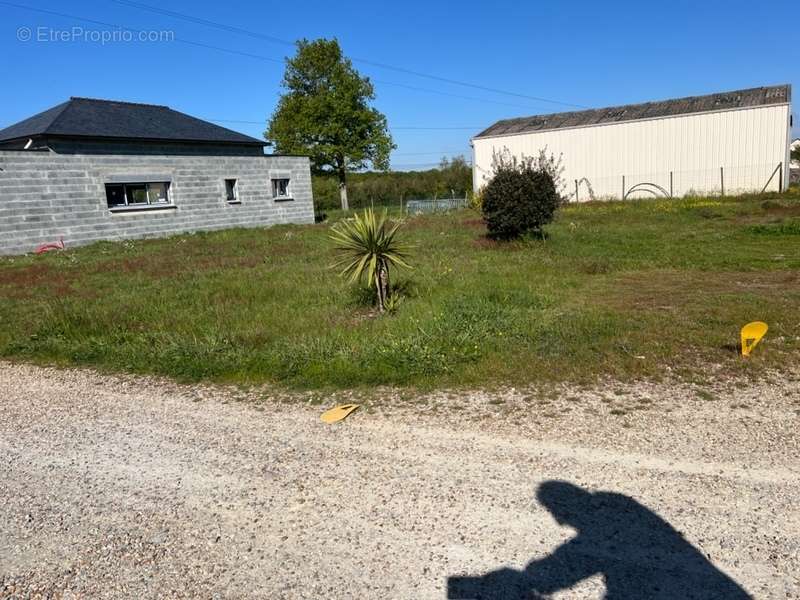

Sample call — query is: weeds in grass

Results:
[1,191,799,389]
[696,389,717,402]
[747,220,800,236]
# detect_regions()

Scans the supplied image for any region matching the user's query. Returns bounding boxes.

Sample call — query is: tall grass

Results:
[1,189,799,389]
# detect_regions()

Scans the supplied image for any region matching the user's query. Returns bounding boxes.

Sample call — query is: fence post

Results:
[670,171,673,198]
[720,167,725,197]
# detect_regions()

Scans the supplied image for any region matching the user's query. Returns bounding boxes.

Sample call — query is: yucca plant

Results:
[329,208,412,312]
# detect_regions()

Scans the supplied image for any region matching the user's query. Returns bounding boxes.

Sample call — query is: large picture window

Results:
[106,182,171,209]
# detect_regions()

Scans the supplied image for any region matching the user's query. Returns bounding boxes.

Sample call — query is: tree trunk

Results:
[375,268,384,313]
[337,165,349,211]
[380,262,389,307]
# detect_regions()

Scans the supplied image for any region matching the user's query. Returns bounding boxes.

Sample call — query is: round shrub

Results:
[482,167,560,239]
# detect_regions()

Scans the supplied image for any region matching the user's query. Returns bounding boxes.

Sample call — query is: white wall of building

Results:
[473,104,791,200]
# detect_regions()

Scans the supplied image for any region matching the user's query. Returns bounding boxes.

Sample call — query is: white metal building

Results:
[472,85,792,201]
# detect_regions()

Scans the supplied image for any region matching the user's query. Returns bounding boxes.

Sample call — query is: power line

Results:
[3,0,580,113]
[391,126,479,130]
[0,1,283,64]
[373,80,548,111]
[393,150,470,156]
[0,2,484,158]
[111,0,296,47]
[108,0,587,109]
[201,117,481,131]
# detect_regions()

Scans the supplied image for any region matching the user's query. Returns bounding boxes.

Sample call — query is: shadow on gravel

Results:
[447,480,751,599]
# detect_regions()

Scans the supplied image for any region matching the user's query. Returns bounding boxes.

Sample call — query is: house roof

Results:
[0,97,265,146]
[474,85,792,140]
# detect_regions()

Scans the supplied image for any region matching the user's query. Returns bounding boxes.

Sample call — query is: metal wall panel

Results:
[473,105,791,200]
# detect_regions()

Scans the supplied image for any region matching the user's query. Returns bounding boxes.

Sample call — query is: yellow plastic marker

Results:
[321,403,359,424]
[740,321,768,357]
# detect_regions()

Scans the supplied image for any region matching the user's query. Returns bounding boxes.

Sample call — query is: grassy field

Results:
[1,189,799,390]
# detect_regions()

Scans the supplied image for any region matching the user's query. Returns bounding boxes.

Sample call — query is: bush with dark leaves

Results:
[482,163,560,240]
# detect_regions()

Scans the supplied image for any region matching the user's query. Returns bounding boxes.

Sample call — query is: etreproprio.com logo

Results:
[17,26,175,44]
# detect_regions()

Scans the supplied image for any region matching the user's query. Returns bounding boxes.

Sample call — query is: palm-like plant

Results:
[329,208,412,312]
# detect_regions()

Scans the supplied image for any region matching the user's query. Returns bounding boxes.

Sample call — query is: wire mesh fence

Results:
[405,197,469,214]
[567,162,786,202]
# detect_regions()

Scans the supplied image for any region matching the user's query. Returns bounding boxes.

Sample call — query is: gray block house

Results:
[0,97,314,255]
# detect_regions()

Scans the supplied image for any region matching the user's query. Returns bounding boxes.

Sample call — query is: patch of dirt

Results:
[0,264,76,298]
[91,253,264,278]
[599,269,800,311]
[733,202,800,224]
[760,202,800,217]
[462,218,486,229]
[471,236,526,251]
[328,307,380,328]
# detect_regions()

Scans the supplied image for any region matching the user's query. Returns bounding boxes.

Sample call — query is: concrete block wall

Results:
[0,144,314,255]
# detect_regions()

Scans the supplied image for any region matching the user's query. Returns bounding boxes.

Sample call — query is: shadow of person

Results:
[448,480,751,599]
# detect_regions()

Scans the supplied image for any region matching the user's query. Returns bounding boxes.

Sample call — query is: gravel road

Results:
[1,362,798,599]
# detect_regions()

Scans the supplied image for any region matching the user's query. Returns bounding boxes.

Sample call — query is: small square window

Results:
[148,182,170,204]
[106,184,125,207]
[225,179,238,202]
[125,184,148,205]
[271,178,290,199]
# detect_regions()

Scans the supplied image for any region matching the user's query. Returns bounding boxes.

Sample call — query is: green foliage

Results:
[329,208,412,311]
[482,158,560,239]
[747,219,800,236]
[469,186,485,211]
[312,156,472,211]
[265,38,394,207]
[791,143,800,163]
[2,190,800,390]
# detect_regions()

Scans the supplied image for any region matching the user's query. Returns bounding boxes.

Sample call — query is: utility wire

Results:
[373,80,549,111]
[4,0,564,114]
[0,2,483,157]
[0,1,283,63]
[108,0,587,109]
[393,150,470,156]
[202,118,481,131]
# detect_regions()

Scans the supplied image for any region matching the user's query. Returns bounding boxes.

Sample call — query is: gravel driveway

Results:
[1,362,798,599]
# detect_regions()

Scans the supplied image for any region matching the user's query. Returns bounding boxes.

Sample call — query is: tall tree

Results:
[266,38,394,210]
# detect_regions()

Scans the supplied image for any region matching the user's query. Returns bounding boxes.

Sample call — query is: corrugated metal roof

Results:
[474,85,791,139]
[0,97,265,146]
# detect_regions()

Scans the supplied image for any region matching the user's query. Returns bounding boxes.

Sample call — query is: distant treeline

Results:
[312,156,472,210]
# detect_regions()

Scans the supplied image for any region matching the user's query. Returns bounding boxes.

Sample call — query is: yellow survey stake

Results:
[321,403,359,424]
[740,321,767,357]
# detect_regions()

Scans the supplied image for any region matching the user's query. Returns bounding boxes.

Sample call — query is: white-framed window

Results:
[271,178,291,200]
[105,181,171,209]
[225,178,238,203]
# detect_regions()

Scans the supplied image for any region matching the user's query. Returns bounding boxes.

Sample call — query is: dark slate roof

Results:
[0,97,265,146]
[475,85,791,139]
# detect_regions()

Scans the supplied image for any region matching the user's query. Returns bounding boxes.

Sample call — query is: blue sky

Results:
[0,0,797,170]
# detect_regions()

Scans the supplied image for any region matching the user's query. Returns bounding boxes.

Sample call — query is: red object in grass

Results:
[35,237,65,254]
